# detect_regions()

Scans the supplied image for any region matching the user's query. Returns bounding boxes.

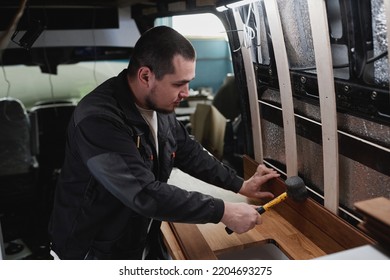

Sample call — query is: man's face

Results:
[145,55,195,114]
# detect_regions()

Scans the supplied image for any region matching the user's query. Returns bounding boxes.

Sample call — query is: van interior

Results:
[1,0,389,260]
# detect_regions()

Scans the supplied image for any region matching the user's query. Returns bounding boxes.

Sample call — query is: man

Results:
[49,26,279,260]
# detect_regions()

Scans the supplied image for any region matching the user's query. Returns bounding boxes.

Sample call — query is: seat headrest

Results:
[0,98,27,122]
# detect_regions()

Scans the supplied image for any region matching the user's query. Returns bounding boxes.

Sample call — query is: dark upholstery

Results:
[0,97,38,245]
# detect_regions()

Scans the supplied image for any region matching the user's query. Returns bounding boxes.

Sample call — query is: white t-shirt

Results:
[136,104,159,157]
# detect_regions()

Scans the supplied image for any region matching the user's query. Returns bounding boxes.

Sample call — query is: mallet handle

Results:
[225,192,288,234]
[258,192,288,213]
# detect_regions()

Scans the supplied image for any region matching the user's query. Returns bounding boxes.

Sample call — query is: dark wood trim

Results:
[243,155,375,253]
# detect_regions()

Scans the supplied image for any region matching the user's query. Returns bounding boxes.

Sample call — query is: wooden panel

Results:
[284,197,374,250]
[255,209,326,260]
[243,154,258,180]
[232,8,264,162]
[273,202,346,254]
[197,222,269,254]
[163,156,373,260]
[169,223,217,260]
[355,197,390,247]
[244,155,374,251]
[173,207,327,260]
[307,0,340,214]
[264,0,298,177]
[161,222,186,260]
[355,197,390,227]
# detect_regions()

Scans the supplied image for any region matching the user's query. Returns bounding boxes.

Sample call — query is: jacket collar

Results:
[113,69,146,127]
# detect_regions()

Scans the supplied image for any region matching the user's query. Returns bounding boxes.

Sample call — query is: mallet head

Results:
[285,176,308,202]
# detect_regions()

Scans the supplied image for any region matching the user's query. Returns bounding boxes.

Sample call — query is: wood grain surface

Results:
[163,155,374,260]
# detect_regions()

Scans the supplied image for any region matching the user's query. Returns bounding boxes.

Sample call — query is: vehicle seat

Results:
[190,103,227,160]
[28,102,76,244]
[0,97,39,256]
[212,74,244,176]
[29,102,76,171]
[212,74,240,121]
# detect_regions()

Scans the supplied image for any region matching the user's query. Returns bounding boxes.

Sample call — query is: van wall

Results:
[224,0,390,220]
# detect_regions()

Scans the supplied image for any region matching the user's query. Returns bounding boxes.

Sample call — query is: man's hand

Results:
[221,164,279,234]
[221,202,261,234]
[238,164,280,200]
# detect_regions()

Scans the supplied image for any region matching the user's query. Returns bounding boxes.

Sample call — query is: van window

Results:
[1,60,128,109]
[171,14,227,39]
[156,13,233,95]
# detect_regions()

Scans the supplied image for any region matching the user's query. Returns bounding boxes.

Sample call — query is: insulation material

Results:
[276,0,315,68]
[253,1,270,65]
[237,2,270,64]
[372,0,389,85]
[240,0,315,67]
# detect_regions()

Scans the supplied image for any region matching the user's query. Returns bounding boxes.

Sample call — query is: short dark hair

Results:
[127,26,196,80]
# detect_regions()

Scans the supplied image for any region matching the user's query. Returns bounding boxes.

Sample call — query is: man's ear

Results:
[138,67,152,86]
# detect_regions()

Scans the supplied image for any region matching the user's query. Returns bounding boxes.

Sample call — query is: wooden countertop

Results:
[163,156,374,260]
[161,203,330,260]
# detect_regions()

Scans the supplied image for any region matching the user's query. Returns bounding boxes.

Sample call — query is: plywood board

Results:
[355,197,390,227]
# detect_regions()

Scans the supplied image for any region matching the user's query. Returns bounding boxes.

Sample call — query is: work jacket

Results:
[49,70,244,259]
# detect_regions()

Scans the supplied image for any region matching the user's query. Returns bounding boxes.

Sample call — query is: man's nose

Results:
[179,85,190,99]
